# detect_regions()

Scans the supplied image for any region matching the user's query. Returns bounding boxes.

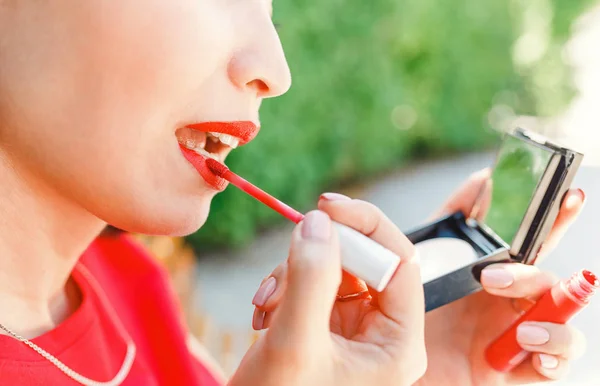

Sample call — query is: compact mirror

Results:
[406,128,584,311]
[473,129,583,264]
[471,132,557,253]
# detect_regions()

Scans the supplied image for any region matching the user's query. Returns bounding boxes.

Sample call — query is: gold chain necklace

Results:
[0,265,136,386]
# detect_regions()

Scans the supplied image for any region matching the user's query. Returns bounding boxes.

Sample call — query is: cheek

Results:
[1,0,233,235]
[3,0,234,145]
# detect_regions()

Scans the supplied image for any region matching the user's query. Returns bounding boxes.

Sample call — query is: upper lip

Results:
[185,121,260,146]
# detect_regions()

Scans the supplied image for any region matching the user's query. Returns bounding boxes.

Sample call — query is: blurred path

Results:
[193,6,600,383]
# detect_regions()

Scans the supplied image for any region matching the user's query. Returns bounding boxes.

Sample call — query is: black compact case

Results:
[406,128,584,312]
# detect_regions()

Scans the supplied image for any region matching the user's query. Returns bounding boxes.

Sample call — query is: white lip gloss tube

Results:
[333,222,401,292]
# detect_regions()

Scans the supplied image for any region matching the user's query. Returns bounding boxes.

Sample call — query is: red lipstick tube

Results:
[485,269,598,372]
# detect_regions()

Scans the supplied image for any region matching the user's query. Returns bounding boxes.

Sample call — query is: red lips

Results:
[179,121,259,190]
[179,145,228,191]
[185,121,259,146]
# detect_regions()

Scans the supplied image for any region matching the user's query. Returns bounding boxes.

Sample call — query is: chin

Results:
[103,195,213,237]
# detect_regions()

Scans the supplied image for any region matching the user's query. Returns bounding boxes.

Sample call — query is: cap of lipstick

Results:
[205,158,401,292]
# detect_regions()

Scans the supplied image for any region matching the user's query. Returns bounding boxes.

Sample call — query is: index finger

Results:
[318,197,424,331]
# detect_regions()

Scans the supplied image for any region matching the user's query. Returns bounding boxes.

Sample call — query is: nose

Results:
[228,26,292,98]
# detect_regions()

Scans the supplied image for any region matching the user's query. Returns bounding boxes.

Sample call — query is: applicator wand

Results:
[205,158,401,292]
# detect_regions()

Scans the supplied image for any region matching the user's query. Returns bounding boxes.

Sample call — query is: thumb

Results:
[267,210,342,348]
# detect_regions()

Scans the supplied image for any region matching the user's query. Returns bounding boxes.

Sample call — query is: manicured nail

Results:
[301,211,331,241]
[517,324,550,345]
[252,277,277,307]
[481,267,514,288]
[539,354,559,369]
[252,308,265,330]
[566,189,586,209]
[320,192,351,201]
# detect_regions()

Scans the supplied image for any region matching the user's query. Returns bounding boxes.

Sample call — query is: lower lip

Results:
[179,145,228,191]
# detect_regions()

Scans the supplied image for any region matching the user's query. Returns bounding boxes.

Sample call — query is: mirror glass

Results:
[472,134,553,244]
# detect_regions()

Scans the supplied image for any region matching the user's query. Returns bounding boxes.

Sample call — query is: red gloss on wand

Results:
[205,159,402,292]
[213,162,305,224]
[485,269,599,372]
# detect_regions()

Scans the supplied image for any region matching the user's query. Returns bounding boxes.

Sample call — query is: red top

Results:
[0,234,223,386]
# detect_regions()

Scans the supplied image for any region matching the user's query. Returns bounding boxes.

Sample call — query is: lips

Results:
[180,145,228,191]
[185,121,259,146]
[179,121,259,190]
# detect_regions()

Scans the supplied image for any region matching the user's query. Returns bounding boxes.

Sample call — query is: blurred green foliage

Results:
[186,0,594,251]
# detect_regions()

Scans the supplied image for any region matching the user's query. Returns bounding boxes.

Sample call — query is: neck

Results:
[0,150,105,339]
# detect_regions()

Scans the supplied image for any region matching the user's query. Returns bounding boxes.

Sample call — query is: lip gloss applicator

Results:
[205,158,401,292]
[485,269,599,372]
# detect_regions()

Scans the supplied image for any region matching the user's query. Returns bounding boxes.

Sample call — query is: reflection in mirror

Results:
[471,135,553,244]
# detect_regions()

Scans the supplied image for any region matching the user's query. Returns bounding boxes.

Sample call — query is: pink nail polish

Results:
[539,354,558,369]
[252,277,277,307]
[481,268,514,288]
[301,210,331,241]
[252,309,265,330]
[517,324,550,345]
[320,192,351,201]
[565,188,586,210]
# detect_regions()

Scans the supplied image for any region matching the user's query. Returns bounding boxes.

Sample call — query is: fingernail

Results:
[252,309,265,330]
[517,324,550,345]
[252,277,277,307]
[320,192,351,201]
[566,189,586,209]
[481,267,514,288]
[301,210,331,241]
[539,354,559,369]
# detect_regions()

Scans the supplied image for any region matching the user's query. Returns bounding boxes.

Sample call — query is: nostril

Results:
[227,53,291,97]
[247,79,269,94]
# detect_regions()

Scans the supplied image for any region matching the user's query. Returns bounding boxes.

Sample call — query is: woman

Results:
[0,1,586,385]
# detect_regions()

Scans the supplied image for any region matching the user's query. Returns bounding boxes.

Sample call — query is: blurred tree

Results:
[186,0,595,252]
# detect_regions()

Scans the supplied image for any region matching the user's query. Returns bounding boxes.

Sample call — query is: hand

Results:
[251,170,587,386]
[230,209,426,386]
[416,170,587,386]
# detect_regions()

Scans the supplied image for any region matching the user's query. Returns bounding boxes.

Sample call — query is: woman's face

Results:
[0,0,290,236]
